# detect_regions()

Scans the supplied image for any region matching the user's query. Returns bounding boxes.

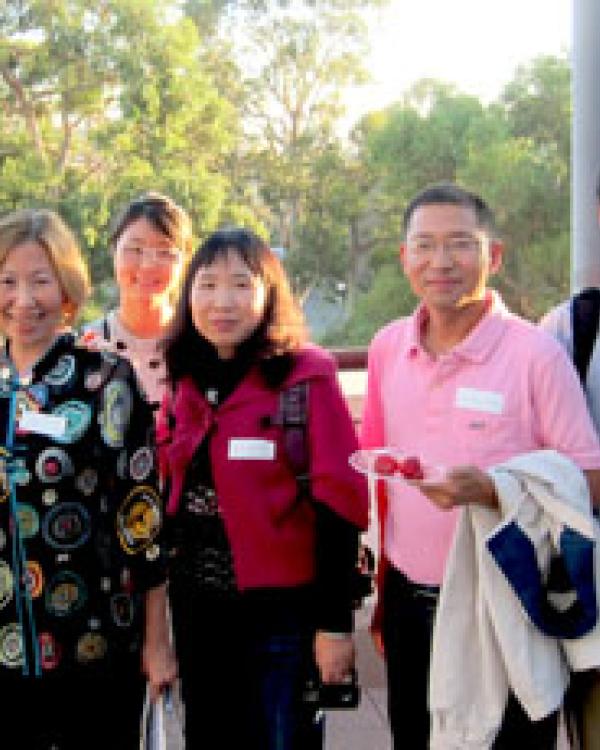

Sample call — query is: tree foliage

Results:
[0,3,572,343]
[239,2,373,302]
[0,0,239,290]
[328,55,571,343]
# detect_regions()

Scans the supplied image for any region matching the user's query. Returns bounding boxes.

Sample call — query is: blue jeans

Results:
[170,586,323,750]
[252,630,324,750]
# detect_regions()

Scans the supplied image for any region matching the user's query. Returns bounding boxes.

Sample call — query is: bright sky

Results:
[348,0,571,119]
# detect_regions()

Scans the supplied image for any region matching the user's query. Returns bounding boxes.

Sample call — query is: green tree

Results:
[240,2,381,300]
[459,135,569,317]
[330,56,571,343]
[501,55,571,168]
[0,0,240,294]
[462,56,571,317]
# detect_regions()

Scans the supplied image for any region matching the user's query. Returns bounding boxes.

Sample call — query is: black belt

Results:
[386,561,440,601]
[411,583,440,601]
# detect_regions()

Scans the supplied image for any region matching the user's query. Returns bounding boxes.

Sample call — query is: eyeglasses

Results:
[120,246,181,266]
[407,235,483,257]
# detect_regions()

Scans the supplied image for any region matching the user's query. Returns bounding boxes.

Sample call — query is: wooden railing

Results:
[330,347,368,371]
[330,347,368,425]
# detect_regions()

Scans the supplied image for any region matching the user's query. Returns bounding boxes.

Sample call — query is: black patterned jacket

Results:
[0,334,164,680]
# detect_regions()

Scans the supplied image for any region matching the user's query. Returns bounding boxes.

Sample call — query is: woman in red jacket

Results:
[159,228,368,749]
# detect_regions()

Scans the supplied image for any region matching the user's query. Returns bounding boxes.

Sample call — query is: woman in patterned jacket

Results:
[0,208,175,749]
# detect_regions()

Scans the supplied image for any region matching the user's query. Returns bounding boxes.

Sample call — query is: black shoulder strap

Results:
[279,381,310,496]
[572,288,600,384]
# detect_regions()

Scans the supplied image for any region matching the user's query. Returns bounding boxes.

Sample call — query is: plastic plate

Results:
[349,448,445,485]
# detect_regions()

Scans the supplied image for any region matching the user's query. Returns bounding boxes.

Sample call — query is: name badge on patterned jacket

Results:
[18,410,67,439]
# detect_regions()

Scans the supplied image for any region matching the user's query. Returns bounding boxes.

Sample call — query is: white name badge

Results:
[455,387,505,415]
[18,410,67,439]
[228,438,276,461]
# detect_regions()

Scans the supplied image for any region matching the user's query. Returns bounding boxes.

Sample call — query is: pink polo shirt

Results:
[361,291,600,585]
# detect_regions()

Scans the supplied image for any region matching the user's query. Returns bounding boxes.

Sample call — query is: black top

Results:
[168,344,358,633]
[0,334,165,680]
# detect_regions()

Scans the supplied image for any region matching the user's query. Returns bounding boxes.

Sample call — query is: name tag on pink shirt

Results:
[228,438,276,460]
[455,387,504,414]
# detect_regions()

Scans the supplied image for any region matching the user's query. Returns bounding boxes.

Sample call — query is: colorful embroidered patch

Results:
[76,632,107,663]
[39,632,61,670]
[0,623,23,668]
[116,486,161,555]
[11,458,31,486]
[35,448,74,484]
[0,561,14,609]
[24,560,43,598]
[45,571,87,617]
[52,401,92,444]
[43,354,76,390]
[15,503,39,539]
[42,503,91,551]
[100,380,132,448]
[27,383,49,409]
[129,447,153,482]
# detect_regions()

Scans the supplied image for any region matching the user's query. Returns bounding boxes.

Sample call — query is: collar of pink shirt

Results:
[403,289,509,364]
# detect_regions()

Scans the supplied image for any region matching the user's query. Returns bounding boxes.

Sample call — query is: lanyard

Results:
[5,375,41,677]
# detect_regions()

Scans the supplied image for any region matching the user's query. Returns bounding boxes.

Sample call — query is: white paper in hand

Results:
[140,685,167,750]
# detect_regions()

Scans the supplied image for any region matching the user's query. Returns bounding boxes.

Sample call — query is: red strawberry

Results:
[374,454,399,475]
[397,456,424,480]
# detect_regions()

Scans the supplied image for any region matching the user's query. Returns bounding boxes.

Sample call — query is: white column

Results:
[572,0,600,291]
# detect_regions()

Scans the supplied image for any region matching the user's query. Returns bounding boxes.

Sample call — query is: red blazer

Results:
[157,345,368,590]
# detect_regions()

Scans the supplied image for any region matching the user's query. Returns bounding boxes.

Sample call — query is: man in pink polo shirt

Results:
[361,183,600,749]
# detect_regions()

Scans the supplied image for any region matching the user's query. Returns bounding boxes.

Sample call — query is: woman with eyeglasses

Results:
[85,193,193,408]
[0,208,174,749]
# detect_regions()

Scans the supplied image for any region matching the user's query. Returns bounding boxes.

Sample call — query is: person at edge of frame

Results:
[361,182,600,749]
[541,169,600,750]
[0,208,175,750]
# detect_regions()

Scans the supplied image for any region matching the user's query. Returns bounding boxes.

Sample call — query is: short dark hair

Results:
[109,192,193,257]
[403,182,497,237]
[164,227,307,386]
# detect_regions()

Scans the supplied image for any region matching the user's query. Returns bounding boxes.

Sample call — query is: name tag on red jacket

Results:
[228,438,275,460]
